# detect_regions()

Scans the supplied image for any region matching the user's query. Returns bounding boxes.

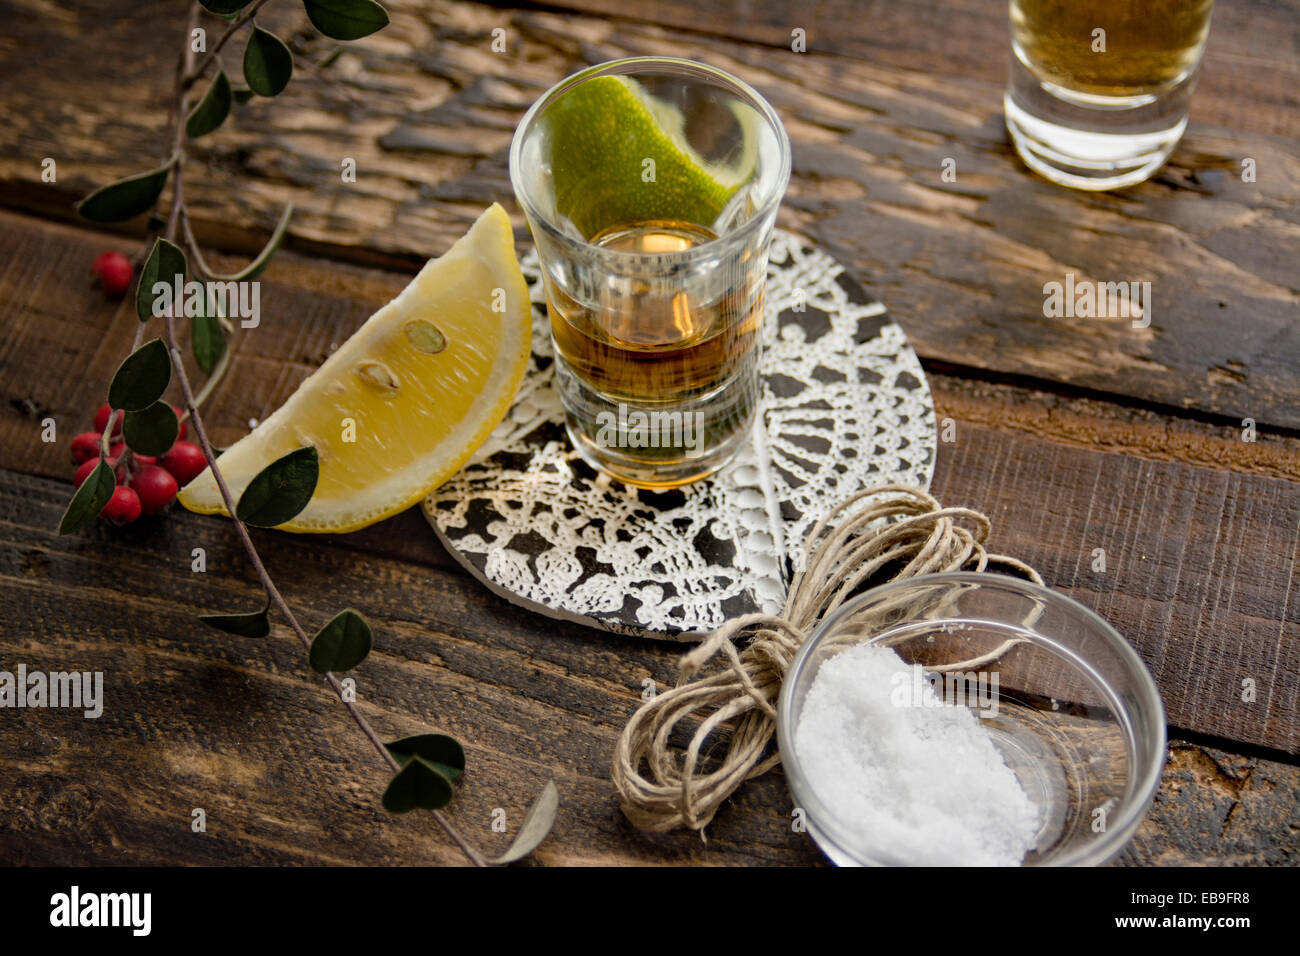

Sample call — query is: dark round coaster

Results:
[423,231,936,640]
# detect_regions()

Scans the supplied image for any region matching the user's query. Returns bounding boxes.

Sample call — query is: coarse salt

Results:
[792,642,1039,866]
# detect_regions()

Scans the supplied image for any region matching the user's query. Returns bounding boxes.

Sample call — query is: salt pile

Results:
[793,642,1039,866]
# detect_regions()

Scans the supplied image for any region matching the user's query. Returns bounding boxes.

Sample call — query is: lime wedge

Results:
[544,75,758,237]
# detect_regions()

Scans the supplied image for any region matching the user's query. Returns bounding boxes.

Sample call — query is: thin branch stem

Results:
[188,334,233,414]
[184,0,273,89]
[162,325,487,868]
[179,208,222,280]
[165,336,397,764]
[181,204,293,285]
[164,5,200,239]
[140,0,491,869]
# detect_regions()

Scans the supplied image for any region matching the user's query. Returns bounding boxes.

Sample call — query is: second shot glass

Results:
[1005,0,1216,190]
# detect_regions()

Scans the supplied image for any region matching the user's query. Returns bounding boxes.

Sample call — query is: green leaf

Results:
[137,237,187,322]
[384,734,464,781]
[308,608,372,673]
[199,607,271,637]
[303,0,389,41]
[243,27,293,97]
[108,338,172,411]
[58,459,116,534]
[235,446,318,527]
[381,756,454,813]
[198,0,247,12]
[488,780,559,865]
[232,86,255,104]
[76,166,170,223]
[192,295,226,374]
[186,69,232,138]
[123,401,180,457]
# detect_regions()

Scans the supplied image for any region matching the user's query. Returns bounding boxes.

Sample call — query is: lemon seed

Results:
[355,360,400,394]
[404,319,448,354]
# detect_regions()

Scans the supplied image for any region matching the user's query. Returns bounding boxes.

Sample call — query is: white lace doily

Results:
[422,231,936,639]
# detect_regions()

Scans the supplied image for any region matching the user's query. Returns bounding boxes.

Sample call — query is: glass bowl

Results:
[776,572,1166,866]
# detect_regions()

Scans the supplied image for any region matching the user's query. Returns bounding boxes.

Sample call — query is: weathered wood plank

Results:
[0,0,1295,870]
[0,466,816,866]
[930,420,1300,752]
[0,1,1296,426]
[1,468,1296,865]
[927,369,1300,483]
[1,212,1296,752]
[530,0,1300,137]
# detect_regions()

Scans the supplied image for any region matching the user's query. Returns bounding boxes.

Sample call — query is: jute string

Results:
[611,484,1042,833]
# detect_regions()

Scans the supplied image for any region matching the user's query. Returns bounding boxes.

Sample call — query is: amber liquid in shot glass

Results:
[1005,0,1216,189]
[545,220,764,487]
[510,58,790,488]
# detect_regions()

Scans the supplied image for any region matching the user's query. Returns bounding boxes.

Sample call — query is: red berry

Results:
[70,431,103,465]
[160,440,206,486]
[92,251,133,298]
[171,405,188,441]
[106,442,153,466]
[129,465,178,515]
[94,403,122,438]
[102,486,142,525]
[74,458,100,488]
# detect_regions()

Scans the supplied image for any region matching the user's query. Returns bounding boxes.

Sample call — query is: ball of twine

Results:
[610,483,1042,833]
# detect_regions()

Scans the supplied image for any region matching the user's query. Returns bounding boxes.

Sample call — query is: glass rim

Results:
[508,56,792,261]
[775,570,1167,867]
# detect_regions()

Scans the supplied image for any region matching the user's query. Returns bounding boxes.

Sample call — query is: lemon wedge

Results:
[178,203,531,533]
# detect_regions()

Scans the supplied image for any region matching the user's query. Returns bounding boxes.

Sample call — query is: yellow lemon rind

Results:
[177,203,531,534]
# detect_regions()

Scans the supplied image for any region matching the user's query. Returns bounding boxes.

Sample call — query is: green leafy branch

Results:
[60,0,556,866]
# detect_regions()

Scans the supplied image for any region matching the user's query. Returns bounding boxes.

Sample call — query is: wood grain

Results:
[930,420,1300,752]
[0,0,1295,868]
[927,370,1300,484]
[1,468,1296,865]
[1,212,1296,752]
[531,0,1300,138]
[0,0,1295,426]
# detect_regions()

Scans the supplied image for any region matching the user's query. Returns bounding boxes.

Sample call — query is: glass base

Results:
[553,342,759,489]
[1004,54,1193,191]
[565,414,750,489]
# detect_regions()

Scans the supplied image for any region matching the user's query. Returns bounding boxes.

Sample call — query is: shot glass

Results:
[1005,0,1216,190]
[510,57,791,488]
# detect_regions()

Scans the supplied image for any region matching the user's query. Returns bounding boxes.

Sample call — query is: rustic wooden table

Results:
[0,0,1296,866]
